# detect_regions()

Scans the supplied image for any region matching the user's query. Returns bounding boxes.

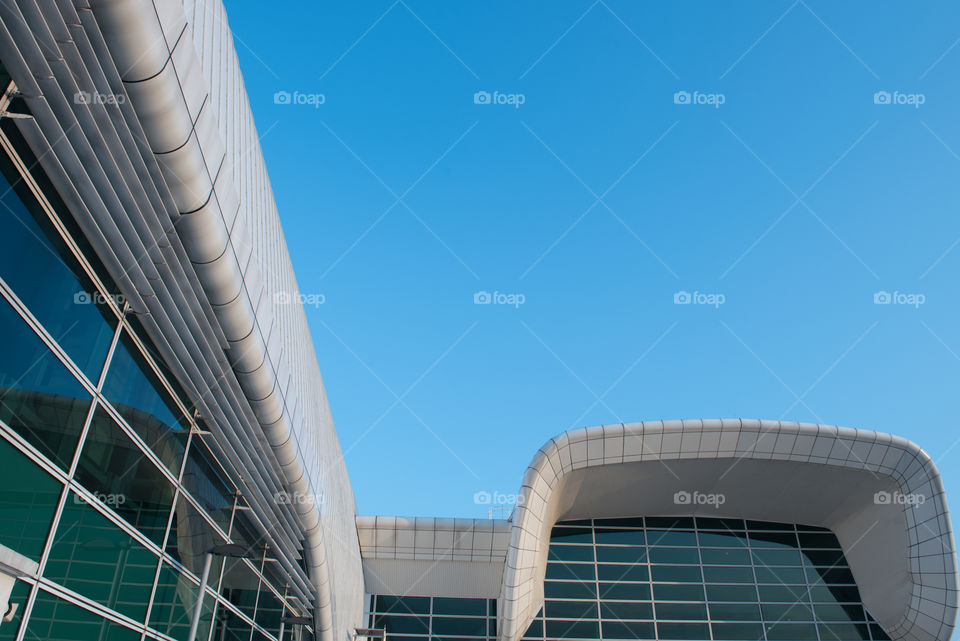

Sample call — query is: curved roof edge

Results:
[498,419,958,641]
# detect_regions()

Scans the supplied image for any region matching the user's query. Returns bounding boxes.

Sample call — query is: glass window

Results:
[0,299,91,469]
[0,436,61,560]
[594,528,645,546]
[211,603,254,641]
[24,589,141,641]
[101,329,187,474]
[149,562,214,640]
[432,617,488,636]
[748,532,798,548]
[656,622,709,640]
[600,621,655,639]
[220,556,261,619]
[649,547,699,564]
[433,597,487,616]
[754,566,806,584]
[807,566,856,585]
[544,619,599,639]
[596,546,646,563]
[760,602,814,622]
[711,622,764,640]
[765,623,819,641]
[545,581,595,600]
[598,582,650,601]
[650,564,702,583]
[544,601,597,620]
[375,615,429,635]
[654,602,707,620]
[166,493,227,578]
[802,549,846,566]
[708,602,762,621]
[697,531,749,548]
[706,584,757,602]
[73,406,175,546]
[550,527,593,544]
[596,563,648,582]
[652,584,703,602]
[759,585,809,602]
[645,517,694,529]
[645,530,696,547]
[600,601,654,620]
[595,517,645,528]
[43,491,157,622]
[700,548,750,565]
[546,562,595,581]
[181,437,235,533]
[797,532,841,549]
[0,164,115,381]
[549,545,594,562]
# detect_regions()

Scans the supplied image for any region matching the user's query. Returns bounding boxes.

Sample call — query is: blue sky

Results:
[224,1,960,520]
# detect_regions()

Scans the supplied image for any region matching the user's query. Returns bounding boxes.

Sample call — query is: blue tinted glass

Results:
[101,330,187,473]
[0,299,91,468]
[0,167,115,380]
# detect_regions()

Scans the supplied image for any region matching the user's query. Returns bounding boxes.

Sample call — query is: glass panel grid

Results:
[522,517,890,641]
[0,127,308,641]
[369,596,497,641]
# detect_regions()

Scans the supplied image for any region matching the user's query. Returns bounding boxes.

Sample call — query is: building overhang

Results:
[499,420,958,641]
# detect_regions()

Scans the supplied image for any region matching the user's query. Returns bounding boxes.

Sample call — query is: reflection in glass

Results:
[0,164,115,380]
[25,589,141,641]
[101,330,187,474]
[150,562,213,640]
[0,300,91,469]
[44,491,157,622]
[181,437,235,533]
[166,493,226,579]
[73,406,175,546]
[0,436,61,561]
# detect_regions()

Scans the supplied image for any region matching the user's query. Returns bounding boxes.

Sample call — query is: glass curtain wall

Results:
[0,93,311,641]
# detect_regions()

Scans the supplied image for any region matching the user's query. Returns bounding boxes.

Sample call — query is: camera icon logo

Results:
[474,491,491,505]
[474,291,492,305]
[673,290,691,305]
[274,90,292,105]
[673,490,692,505]
[874,491,892,505]
[873,91,891,105]
[873,291,891,305]
[674,91,691,105]
[74,91,92,105]
[73,291,92,305]
[474,91,491,105]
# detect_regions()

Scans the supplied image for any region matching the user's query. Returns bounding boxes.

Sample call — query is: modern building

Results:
[0,1,955,641]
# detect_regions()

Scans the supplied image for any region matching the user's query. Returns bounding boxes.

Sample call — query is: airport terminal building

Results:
[0,1,955,640]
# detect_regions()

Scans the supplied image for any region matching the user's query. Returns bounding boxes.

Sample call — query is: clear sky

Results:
[223,1,960,521]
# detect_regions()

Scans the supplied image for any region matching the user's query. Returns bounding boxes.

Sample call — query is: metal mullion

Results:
[694,520,714,641]
[0,119,125,324]
[744,523,768,641]
[798,526,824,641]
[15,482,71,641]
[65,314,124,480]
[0,421,72,486]
[0,277,99,399]
[591,518,600,639]
[30,579,149,634]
